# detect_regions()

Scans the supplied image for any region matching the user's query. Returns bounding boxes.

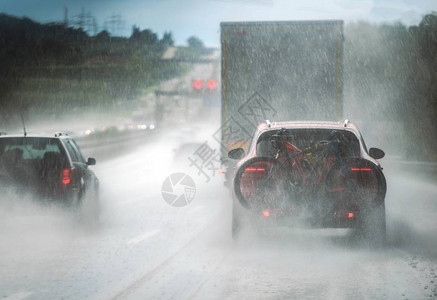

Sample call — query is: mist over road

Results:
[1,113,437,299]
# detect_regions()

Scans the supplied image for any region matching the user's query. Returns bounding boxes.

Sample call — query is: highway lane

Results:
[1,118,437,299]
[112,151,437,300]
[0,118,227,300]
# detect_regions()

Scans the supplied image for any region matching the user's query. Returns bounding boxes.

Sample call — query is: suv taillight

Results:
[62,169,71,185]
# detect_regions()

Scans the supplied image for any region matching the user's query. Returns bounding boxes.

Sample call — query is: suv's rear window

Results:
[0,137,63,160]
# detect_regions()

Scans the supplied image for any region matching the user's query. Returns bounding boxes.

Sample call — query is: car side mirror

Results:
[228,148,245,160]
[369,148,385,159]
[87,157,96,165]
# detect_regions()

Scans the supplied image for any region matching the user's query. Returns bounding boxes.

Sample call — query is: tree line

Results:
[344,13,437,160]
[0,13,177,66]
[0,13,206,123]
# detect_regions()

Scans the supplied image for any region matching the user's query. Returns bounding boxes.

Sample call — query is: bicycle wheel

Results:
[324,158,386,205]
[324,158,387,243]
[234,156,292,210]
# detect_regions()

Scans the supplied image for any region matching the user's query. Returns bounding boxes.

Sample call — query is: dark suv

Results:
[0,133,99,206]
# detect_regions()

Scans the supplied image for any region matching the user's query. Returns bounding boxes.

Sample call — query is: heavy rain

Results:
[0,1,436,299]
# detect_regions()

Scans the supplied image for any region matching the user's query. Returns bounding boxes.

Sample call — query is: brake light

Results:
[245,167,266,172]
[62,169,71,185]
[339,211,355,218]
[351,168,371,171]
[262,210,270,217]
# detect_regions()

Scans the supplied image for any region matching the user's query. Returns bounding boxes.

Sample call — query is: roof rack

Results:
[343,119,350,127]
[54,132,68,137]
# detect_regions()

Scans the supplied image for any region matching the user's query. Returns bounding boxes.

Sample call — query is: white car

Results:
[228,120,387,243]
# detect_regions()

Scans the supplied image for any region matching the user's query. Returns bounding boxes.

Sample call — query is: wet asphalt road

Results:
[1,118,437,300]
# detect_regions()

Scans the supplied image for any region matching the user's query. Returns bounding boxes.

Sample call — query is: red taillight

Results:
[262,210,270,217]
[192,79,203,90]
[62,169,71,185]
[339,211,355,218]
[245,167,266,172]
[206,79,218,90]
[351,168,372,172]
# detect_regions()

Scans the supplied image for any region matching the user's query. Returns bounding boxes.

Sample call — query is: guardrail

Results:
[76,129,159,161]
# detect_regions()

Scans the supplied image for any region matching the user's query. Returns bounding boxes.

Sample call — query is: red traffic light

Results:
[207,79,218,90]
[192,79,204,90]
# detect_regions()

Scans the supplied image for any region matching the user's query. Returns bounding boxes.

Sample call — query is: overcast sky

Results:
[1,0,436,46]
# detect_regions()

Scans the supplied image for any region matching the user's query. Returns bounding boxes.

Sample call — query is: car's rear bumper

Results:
[0,181,80,205]
[234,200,360,229]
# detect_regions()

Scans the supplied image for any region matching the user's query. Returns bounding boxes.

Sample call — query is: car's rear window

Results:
[257,128,361,157]
[0,137,63,160]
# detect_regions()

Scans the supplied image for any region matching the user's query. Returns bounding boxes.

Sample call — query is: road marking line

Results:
[186,252,230,300]
[112,210,226,300]
[127,230,160,245]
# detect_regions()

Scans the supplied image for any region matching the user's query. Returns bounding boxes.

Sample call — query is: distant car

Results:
[0,133,99,207]
[228,120,387,242]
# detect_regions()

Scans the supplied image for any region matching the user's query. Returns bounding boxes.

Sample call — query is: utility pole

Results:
[104,14,125,36]
[71,8,99,36]
[64,7,69,27]
[78,7,85,30]
[85,12,98,35]
[92,18,98,36]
